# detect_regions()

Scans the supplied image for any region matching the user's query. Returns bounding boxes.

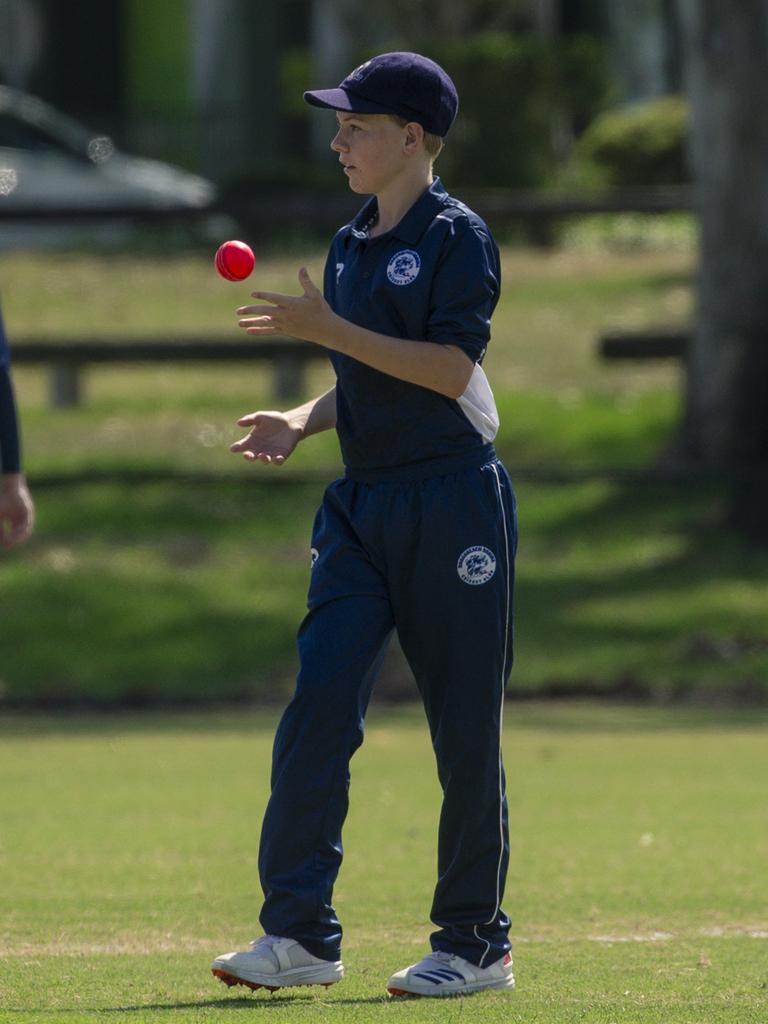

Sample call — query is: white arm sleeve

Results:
[456,362,499,443]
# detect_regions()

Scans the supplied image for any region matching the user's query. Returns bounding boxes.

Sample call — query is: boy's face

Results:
[330,112,421,194]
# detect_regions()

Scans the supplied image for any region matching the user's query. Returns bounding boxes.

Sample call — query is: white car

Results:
[0,85,223,247]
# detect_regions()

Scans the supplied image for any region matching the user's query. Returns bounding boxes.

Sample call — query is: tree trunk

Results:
[190,0,281,175]
[677,0,768,538]
[606,0,675,101]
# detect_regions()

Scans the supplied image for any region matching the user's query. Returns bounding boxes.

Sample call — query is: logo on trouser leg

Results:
[457,546,497,585]
[310,547,319,569]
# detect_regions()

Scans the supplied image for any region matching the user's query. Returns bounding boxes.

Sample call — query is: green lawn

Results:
[1,704,766,1023]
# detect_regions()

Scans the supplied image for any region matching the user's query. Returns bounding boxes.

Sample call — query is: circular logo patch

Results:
[457,546,497,586]
[386,249,421,286]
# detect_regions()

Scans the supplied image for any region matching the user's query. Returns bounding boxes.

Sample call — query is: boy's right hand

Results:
[230,411,304,466]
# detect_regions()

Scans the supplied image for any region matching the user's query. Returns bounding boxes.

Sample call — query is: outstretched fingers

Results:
[246,290,286,306]
[230,437,286,465]
[237,298,283,333]
[237,304,279,317]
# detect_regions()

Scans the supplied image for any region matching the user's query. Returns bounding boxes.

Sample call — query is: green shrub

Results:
[409,33,611,188]
[263,34,611,191]
[572,94,690,187]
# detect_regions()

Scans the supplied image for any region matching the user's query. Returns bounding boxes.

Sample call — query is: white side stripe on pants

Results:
[474,462,512,968]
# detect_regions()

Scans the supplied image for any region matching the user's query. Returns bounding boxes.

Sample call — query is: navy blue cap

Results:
[304,52,459,138]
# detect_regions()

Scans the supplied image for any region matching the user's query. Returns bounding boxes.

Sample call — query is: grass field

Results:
[1,703,766,1023]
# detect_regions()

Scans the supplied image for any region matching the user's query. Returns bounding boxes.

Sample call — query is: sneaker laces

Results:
[428,950,455,964]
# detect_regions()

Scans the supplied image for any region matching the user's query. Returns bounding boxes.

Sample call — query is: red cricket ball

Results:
[215,240,255,281]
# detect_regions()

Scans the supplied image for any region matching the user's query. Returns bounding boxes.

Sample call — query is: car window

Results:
[0,113,84,158]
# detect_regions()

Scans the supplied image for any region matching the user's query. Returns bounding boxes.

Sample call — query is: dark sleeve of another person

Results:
[0,366,21,474]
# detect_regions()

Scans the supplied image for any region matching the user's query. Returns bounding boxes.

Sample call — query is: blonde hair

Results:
[390,115,444,162]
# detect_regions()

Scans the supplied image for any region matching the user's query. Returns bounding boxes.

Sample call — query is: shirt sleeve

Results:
[0,307,21,473]
[0,306,9,370]
[0,365,21,474]
[425,216,501,363]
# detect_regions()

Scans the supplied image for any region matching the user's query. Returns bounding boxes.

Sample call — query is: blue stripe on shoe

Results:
[413,970,463,983]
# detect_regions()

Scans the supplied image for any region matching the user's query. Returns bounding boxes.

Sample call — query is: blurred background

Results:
[1,0,766,709]
[0,0,686,187]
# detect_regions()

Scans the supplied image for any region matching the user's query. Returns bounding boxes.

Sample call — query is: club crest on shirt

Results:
[387,249,421,286]
[457,545,497,585]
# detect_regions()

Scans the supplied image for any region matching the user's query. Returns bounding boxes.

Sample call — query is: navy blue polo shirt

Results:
[323,177,500,477]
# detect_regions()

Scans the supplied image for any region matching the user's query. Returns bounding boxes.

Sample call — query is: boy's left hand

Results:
[237,268,336,346]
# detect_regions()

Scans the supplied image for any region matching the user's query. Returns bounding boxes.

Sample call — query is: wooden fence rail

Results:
[0,186,694,241]
[10,337,327,407]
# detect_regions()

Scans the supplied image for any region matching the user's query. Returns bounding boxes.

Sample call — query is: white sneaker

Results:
[387,949,514,998]
[211,935,344,992]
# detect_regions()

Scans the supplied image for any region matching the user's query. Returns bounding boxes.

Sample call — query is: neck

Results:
[370,169,434,237]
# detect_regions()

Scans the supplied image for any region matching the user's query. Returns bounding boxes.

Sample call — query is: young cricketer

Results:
[213,52,517,999]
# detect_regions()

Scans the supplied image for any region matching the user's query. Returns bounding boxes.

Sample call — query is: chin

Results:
[343,170,373,194]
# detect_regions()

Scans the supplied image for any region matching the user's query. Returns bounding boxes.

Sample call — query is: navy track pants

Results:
[258,456,517,967]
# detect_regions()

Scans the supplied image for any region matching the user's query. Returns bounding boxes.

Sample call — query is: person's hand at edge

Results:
[0,473,34,549]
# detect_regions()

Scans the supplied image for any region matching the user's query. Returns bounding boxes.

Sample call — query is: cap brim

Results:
[303,88,397,116]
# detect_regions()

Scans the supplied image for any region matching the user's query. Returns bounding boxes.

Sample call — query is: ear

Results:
[403,121,425,153]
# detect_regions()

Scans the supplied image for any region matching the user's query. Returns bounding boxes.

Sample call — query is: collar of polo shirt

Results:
[351,178,449,243]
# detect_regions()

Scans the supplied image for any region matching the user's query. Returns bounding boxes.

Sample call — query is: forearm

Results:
[240,271,474,398]
[321,316,473,399]
[286,386,337,438]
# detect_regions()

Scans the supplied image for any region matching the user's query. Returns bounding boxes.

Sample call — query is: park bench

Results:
[10,336,328,407]
[13,327,693,409]
[598,328,690,362]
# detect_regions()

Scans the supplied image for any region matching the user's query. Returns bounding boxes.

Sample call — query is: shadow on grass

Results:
[0,479,316,708]
[2,475,767,719]
[0,568,299,706]
[3,995,393,1014]
[512,476,768,703]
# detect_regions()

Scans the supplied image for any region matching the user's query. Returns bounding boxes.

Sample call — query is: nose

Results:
[330,128,346,153]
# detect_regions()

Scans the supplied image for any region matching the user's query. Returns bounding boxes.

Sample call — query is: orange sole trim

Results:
[387,987,421,998]
[212,968,336,993]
